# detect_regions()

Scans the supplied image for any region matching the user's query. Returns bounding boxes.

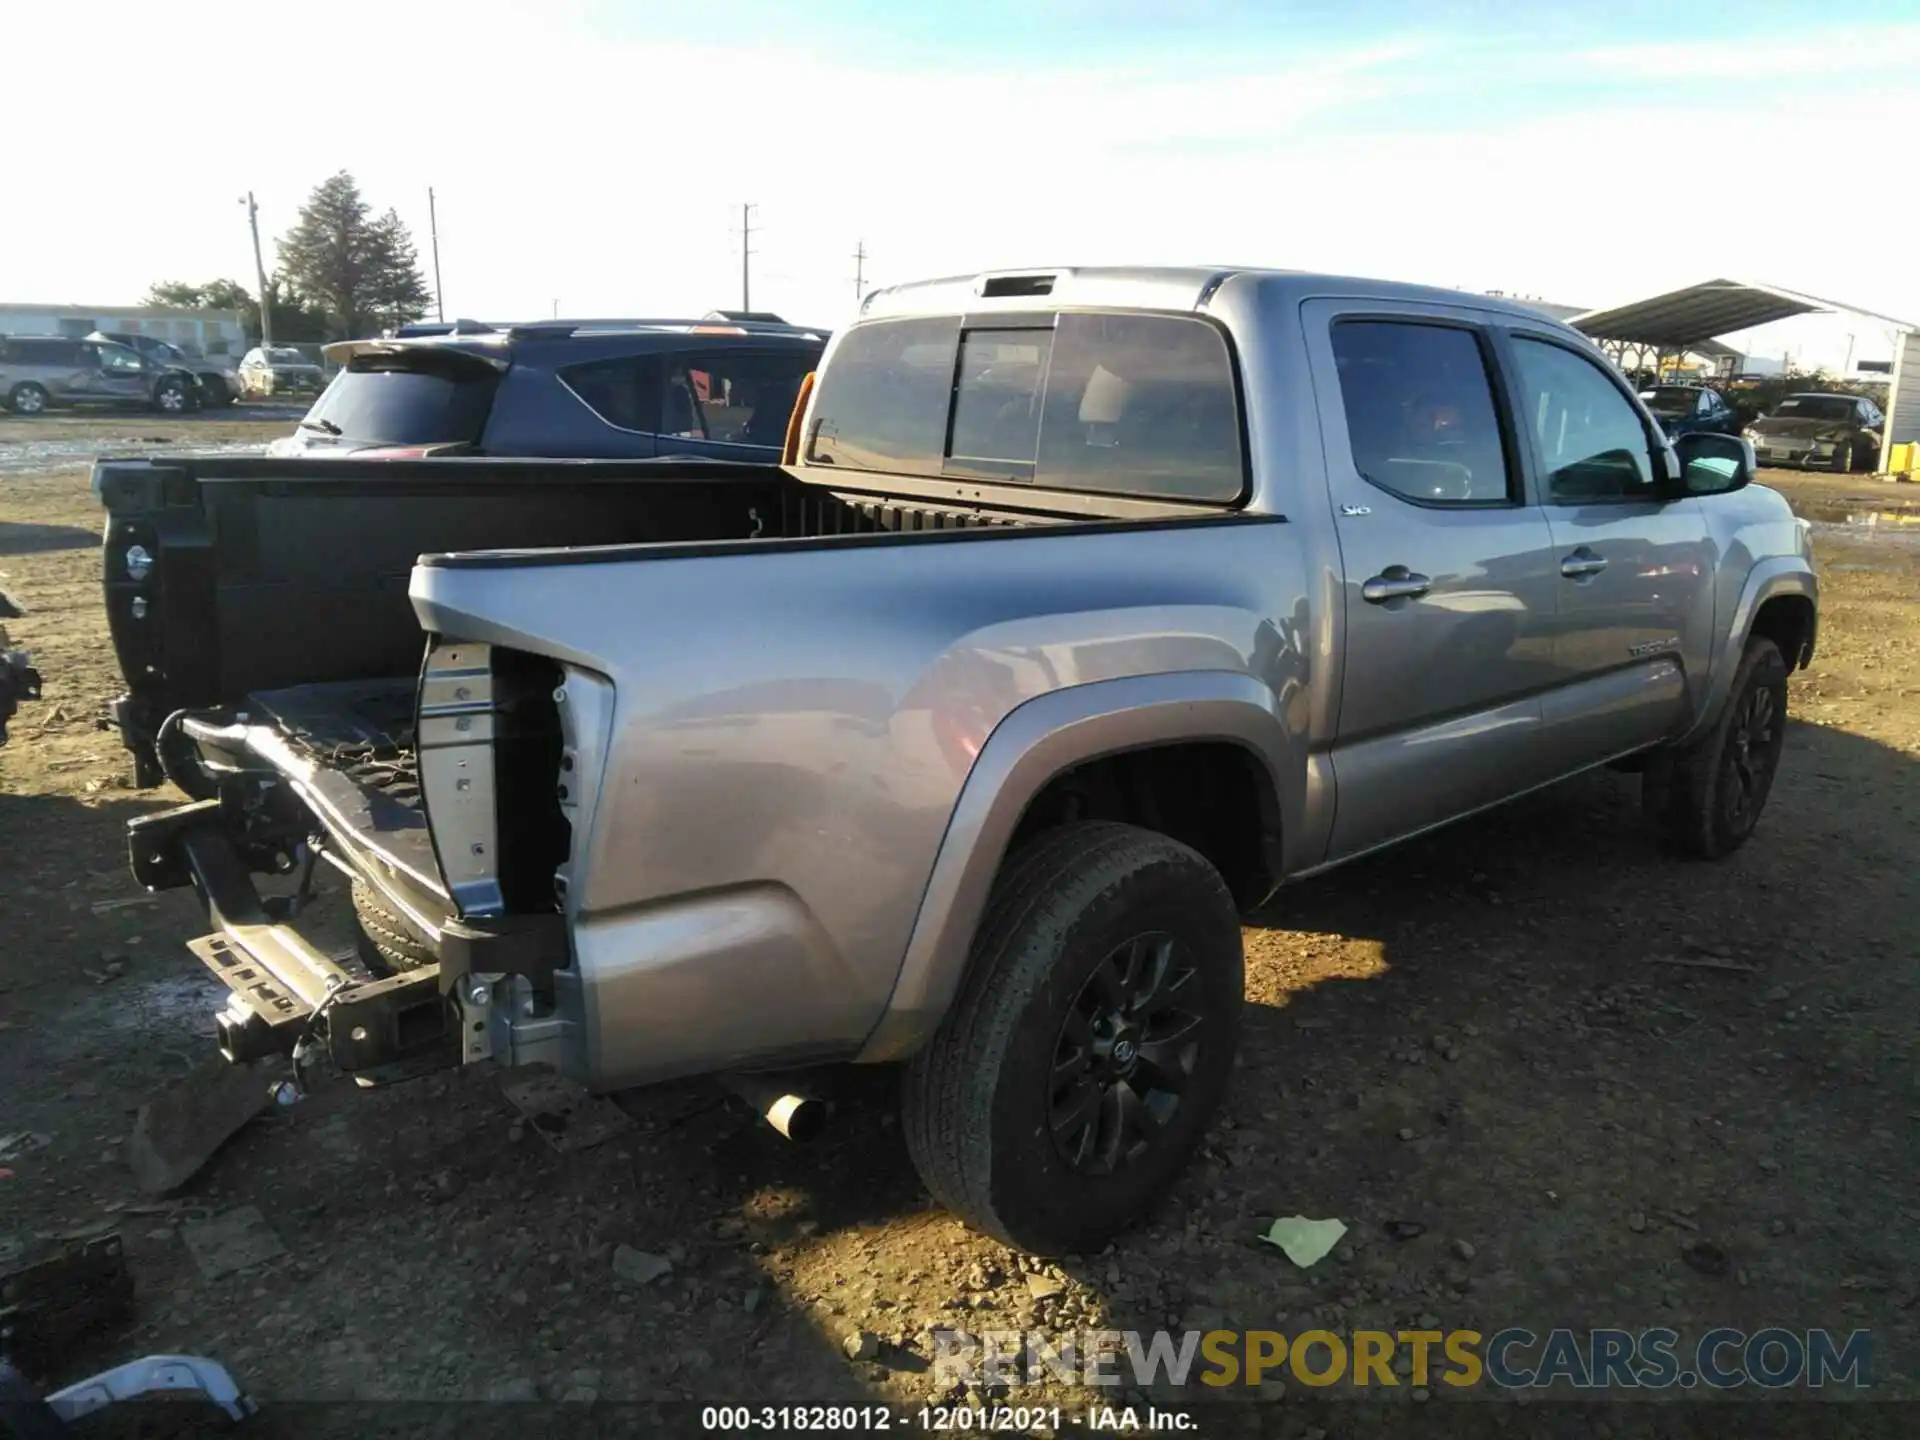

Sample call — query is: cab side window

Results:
[1509,338,1656,503]
[1330,321,1513,505]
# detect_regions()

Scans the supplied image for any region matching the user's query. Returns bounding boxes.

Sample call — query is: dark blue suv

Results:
[268,316,826,461]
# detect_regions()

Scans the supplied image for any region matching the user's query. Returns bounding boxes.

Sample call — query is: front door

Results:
[1303,302,1563,862]
[82,342,152,405]
[1498,330,1713,769]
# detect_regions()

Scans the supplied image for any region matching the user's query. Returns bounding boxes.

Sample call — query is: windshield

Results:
[302,361,499,445]
[267,348,308,364]
[1773,396,1854,422]
[1642,387,1701,416]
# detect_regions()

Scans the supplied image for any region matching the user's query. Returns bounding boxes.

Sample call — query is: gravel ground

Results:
[2,449,1917,1435]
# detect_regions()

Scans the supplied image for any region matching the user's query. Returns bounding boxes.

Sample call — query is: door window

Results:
[661,349,816,447]
[90,343,145,373]
[559,356,663,434]
[1329,321,1513,505]
[1510,338,1657,503]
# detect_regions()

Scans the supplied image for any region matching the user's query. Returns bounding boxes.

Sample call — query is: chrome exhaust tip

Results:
[722,1072,828,1143]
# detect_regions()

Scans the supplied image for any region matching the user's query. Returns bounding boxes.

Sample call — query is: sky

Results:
[8,0,1919,369]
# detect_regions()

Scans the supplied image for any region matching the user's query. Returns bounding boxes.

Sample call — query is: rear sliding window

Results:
[805,312,1244,501]
[305,357,500,445]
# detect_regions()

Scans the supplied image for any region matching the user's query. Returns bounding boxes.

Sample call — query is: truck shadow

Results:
[0,520,99,556]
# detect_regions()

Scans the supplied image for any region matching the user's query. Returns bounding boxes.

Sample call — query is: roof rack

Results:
[503,318,823,340]
[387,319,499,338]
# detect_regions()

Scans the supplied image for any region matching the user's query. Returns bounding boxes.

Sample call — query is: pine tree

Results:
[277,172,431,338]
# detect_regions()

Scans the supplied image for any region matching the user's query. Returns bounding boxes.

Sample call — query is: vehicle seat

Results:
[662,382,698,437]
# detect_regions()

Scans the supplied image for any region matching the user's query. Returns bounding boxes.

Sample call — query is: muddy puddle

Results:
[0,436,269,476]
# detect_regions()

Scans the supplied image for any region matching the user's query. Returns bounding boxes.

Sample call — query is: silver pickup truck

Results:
[99,267,1816,1253]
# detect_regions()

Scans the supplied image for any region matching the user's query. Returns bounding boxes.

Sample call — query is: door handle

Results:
[1361,567,1431,604]
[1560,548,1608,579]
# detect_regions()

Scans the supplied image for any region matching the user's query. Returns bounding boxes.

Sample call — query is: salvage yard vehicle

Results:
[95,267,1818,1253]
[88,332,241,408]
[1,336,197,415]
[1744,392,1884,472]
[1639,383,1739,440]
[0,588,41,745]
[237,346,327,399]
[270,318,826,461]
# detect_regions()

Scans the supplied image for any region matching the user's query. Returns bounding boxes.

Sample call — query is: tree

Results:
[277,171,432,338]
[142,277,329,345]
[364,209,434,333]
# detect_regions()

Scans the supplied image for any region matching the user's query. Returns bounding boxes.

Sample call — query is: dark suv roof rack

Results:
[503,318,823,340]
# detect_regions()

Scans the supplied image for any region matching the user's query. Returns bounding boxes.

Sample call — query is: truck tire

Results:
[901,821,1243,1255]
[351,880,436,974]
[1643,636,1788,859]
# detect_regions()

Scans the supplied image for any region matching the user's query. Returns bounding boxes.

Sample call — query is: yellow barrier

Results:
[1887,442,1918,477]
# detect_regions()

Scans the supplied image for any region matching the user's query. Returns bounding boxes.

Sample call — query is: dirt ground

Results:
[2,421,1917,1433]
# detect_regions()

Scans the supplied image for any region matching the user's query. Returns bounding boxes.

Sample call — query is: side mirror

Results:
[1669,431,1753,497]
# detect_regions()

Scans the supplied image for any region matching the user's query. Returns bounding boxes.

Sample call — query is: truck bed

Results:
[96,456,1074,782]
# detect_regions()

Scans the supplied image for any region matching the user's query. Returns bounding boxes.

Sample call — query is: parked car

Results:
[1744,393,1883,472]
[88,332,240,408]
[0,335,197,415]
[1638,384,1739,439]
[95,267,1816,1254]
[264,318,826,460]
[238,346,327,399]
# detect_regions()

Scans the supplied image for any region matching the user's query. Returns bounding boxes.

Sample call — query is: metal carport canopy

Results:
[1567,279,1836,348]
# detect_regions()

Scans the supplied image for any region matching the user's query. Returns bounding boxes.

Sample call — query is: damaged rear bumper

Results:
[131,801,461,1072]
[129,718,581,1081]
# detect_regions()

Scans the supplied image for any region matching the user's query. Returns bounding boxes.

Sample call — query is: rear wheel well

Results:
[1005,742,1283,910]
[1750,594,1814,669]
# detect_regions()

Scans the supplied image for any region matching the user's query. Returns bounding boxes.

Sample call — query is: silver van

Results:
[0,335,197,415]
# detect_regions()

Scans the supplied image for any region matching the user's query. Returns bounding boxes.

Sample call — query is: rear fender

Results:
[855,670,1300,1063]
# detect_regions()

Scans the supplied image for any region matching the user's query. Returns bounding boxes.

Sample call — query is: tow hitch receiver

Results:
[132,802,455,1074]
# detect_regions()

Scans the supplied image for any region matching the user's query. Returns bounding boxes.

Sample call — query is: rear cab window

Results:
[304,348,501,446]
[804,311,1246,502]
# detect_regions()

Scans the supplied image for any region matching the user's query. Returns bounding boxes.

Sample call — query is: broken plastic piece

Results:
[46,1354,254,1423]
[1258,1215,1347,1268]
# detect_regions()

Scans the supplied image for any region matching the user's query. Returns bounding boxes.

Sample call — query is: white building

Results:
[0,303,248,359]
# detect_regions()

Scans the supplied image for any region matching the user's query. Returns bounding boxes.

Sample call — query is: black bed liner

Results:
[246,679,437,903]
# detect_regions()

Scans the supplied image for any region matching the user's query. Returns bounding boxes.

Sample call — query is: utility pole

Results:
[740,202,757,312]
[239,191,273,350]
[428,187,445,322]
[852,239,867,300]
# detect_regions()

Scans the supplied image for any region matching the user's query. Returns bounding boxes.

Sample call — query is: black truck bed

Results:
[95,455,1052,783]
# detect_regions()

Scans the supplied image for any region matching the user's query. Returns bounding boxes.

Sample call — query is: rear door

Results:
[1303,300,1563,861]
[1496,328,1712,768]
